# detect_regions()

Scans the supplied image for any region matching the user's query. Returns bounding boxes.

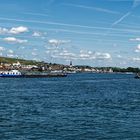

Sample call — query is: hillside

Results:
[0,56,140,73]
[0,57,44,65]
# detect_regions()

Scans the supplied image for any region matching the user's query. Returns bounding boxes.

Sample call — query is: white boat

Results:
[135,73,140,79]
[66,71,76,74]
[0,70,22,77]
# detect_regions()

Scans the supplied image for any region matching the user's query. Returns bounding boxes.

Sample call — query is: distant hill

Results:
[0,57,44,65]
[0,56,139,73]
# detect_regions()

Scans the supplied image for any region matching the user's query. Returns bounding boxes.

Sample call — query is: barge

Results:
[0,70,67,78]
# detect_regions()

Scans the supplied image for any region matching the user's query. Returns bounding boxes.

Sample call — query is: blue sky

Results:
[0,0,140,67]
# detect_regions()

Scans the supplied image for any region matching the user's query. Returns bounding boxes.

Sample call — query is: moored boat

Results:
[0,70,67,78]
[134,73,140,79]
[23,72,67,78]
[0,70,22,77]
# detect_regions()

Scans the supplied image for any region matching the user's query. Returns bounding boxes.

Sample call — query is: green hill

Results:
[0,57,44,65]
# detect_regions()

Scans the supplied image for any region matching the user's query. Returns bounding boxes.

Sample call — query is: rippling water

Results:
[0,73,140,140]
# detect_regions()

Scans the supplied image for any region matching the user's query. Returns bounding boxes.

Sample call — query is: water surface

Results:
[0,73,140,140]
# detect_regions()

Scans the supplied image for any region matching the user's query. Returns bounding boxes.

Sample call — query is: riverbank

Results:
[0,56,140,74]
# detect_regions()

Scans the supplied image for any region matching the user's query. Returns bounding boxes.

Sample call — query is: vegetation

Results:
[0,57,44,65]
[95,67,140,73]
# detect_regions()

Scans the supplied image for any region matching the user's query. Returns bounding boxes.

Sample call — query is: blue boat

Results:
[0,70,22,77]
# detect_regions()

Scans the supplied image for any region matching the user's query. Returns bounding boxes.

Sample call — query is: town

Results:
[0,56,139,74]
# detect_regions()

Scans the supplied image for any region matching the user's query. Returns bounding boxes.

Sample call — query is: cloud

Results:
[32,31,42,37]
[45,46,60,54]
[5,49,14,58]
[79,54,92,60]
[117,54,122,58]
[132,57,140,61]
[130,37,140,41]
[58,52,76,59]
[51,49,111,61]
[0,26,28,35]
[0,27,9,34]
[48,39,71,47]
[135,44,140,52]
[79,51,111,60]
[32,57,41,61]
[33,48,38,51]
[3,37,28,44]
[0,46,6,57]
[95,52,111,60]
[8,49,14,54]
[45,50,50,54]
[6,54,14,58]
[51,49,75,60]
[0,46,5,51]
[9,26,28,34]
[31,52,37,56]
[63,3,119,14]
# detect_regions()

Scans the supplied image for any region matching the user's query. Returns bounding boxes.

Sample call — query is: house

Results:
[12,61,21,68]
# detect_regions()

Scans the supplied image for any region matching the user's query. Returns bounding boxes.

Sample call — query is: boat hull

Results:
[0,74,22,78]
[135,76,140,79]
[23,74,67,78]
[0,74,67,78]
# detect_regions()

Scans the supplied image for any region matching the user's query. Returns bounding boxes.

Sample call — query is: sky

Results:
[0,0,140,67]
